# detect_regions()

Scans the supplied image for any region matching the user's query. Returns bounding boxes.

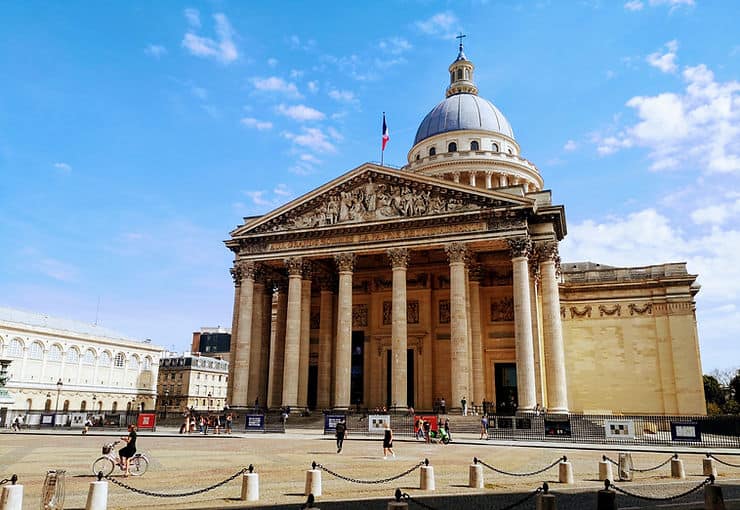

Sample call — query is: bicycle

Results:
[91,440,149,476]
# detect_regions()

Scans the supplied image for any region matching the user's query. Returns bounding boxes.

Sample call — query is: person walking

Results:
[461,397,468,416]
[11,414,22,432]
[225,412,233,434]
[444,417,452,441]
[335,418,347,453]
[423,418,432,444]
[382,422,395,459]
[480,415,489,439]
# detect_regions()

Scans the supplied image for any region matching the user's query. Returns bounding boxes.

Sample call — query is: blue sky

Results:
[1,1,738,373]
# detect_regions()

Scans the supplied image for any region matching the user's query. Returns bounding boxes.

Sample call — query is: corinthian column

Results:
[388,247,409,410]
[298,261,312,409]
[316,278,334,409]
[259,282,273,406]
[227,264,242,403]
[469,264,485,405]
[231,261,256,408]
[539,241,569,413]
[267,281,287,408]
[508,237,536,412]
[333,252,355,409]
[445,242,469,412]
[247,271,265,405]
[281,258,303,409]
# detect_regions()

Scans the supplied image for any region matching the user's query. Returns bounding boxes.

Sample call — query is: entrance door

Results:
[350,332,364,406]
[386,349,414,409]
[495,363,518,415]
[307,365,318,410]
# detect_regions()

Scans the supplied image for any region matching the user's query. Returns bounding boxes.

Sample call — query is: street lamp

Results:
[207,392,212,412]
[92,394,97,413]
[54,378,63,415]
[164,390,169,419]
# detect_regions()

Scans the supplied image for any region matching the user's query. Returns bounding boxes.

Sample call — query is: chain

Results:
[400,492,440,510]
[316,461,424,484]
[496,486,544,510]
[709,454,740,468]
[106,467,247,497]
[477,456,564,477]
[602,454,673,472]
[608,476,713,502]
[0,475,18,486]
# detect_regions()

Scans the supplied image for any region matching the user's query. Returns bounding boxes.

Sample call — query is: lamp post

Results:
[207,392,212,412]
[54,378,63,426]
[164,390,169,419]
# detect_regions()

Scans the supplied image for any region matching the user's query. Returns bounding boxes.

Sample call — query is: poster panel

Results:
[605,419,635,439]
[368,414,390,433]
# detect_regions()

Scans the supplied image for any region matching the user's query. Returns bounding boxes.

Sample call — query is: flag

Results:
[382,113,390,151]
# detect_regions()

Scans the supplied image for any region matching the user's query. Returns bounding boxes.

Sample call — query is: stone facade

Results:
[157,353,228,413]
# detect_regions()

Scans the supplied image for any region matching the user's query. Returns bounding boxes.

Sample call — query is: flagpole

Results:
[381,111,385,166]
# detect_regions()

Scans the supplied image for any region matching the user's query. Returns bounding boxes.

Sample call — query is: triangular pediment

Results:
[231,163,534,237]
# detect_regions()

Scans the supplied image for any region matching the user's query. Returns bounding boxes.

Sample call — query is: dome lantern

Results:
[446,34,478,97]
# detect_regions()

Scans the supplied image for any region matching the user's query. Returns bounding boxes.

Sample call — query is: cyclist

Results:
[118,424,137,476]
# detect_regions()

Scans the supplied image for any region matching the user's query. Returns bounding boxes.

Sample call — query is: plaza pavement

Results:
[1,427,738,509]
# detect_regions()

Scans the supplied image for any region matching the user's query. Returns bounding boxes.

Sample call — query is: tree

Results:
[703,375,725,408]
[730,372,740,405]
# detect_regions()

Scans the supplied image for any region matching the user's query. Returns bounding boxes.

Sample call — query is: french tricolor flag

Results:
[382,113,390,151]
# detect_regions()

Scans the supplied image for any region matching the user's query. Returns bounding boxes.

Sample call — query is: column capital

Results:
[507,236,532,259]
[445,242,468,264]
[387,247,409,269]
[537,240,561,275]
[235,261,257,281]
[302,260,314,280]
[230,265,242,287]
[284,257,303,276]
[334,252,356,272]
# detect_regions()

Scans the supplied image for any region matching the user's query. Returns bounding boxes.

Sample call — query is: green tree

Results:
[730,372,740,405]
[703,375,725,408]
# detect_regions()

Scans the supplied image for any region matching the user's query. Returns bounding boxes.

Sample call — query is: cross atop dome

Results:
[455,32,467,61]
[446,36,477,97]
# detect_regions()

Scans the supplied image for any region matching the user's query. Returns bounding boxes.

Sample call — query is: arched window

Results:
[63,400,69,412]
[450,71,454,83]
[415,153,420,160]
[470,141,479,151]
[48,344,63,362]
[429,147,436,156]
[448,142,457,152]
[7,339,23,357]
[114,353,125,368]
[129,356,140,370]
[508,148,513,155]
[44,399,52,411]
[66,347,79,364]
[492,143,499,152]
[456,69,462,80]
[82,349,96,365]
[80,400,87,411]
[143,357,152,370]
[28,341,44,360]
[99,351,111,367]
[112,402,118,412]
[464,69,469,79]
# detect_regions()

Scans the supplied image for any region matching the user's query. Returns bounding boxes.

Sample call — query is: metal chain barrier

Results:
[315,460,426,485]
[0,475,18,485]
[606,476,714,502]
[105,467,248,498]
[495,484,545,510]
[399,491,440,510]
[602,454,674,472]
[708,453,740,468]
[475,455,565,477]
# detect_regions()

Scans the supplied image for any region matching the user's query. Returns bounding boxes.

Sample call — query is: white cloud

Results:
[53,162,71,172]
[624,1,644,10]
[243,190,273,207]
[282,127,337,153]
[327,126,344,142]
[267,58,278,67]
[646,40,679,73]
[378,37,412,55]
[328,89,357,103]
[299,154,321,164]
[691,195,740,226]
[593,61,740,173]
[36,257,78,282]
[649,0,695,8]
[251,76,302,98]
[144,44,167,58]
[563,140,578,152]
[240,117,273,130]
[273,184,291,197]
[184,8,200,28]
[307,81,319,93]
[415,12,459,38]
[182,12,238,64]
[276,104,326,121]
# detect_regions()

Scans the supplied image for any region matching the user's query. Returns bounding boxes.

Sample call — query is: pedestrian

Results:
[415,417,425,440]
[461,396,468,416]
[423,417,432,444]
[225,413,233,434]
[11,414,22,432]
[480,415,489,439]
[83,416,93,435]
[440,397,446,414]
[382,422,395,459]
[335,418,347,453]
[444,418,451,441]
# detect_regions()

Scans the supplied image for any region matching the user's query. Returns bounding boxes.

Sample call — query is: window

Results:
[448,142,457,152]
[415,154,420,160]
[48,344,62,362]
[456,69,462,80]
[143,357,152,370]
[112,402,118,412]
[28,341,44,360]
[470,141,479,151]
[63,400,69,412]
[81,400,87,411]
[492,143,499,152]
[99,351,112,367]
[114,353,125,368]
[129,356,139,370]
[65,347,79,364]
[450,71,454,82]
[7,339,23,357]
[508,148,513,155]
[44,399,52,412]
[429,147,436,156]
[82,349,96,365]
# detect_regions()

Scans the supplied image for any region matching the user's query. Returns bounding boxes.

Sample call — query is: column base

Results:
[546,407,569,415]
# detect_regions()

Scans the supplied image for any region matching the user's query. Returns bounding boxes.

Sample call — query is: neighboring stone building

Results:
[157,353,229,413]
[0,306,163,419]
[224,43,706,416]
[191,326,232,363]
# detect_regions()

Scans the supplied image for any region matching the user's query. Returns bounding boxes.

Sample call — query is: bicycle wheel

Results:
[129,454,149,476]
[92,457,115,477]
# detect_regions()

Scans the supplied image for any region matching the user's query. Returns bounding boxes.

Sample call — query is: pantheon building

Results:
[225,44,705,416]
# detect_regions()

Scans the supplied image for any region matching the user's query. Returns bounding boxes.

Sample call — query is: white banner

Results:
[368,414,390,433]
[605,419,635,439]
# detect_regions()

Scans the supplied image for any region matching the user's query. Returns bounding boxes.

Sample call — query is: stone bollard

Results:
[305,463,322,497]
[535,483,556,510]
[703,456,718,478]
[241,465,259,502]
[0,476,22,510]
[85,478,108,510]
[388,488,409,509]
[598,456,614,482]
[704,477,725,510]
[671,454,686,480]
[558,456,574,484]
[469,458,483,489]
[597,480,617,510]
[420,459,435,491]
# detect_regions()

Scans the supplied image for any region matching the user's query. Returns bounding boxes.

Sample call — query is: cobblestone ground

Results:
[0,430,738,509]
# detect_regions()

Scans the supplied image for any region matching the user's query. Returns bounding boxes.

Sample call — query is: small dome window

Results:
[470,141,479,151]
[429,147,436,156]
[508,148,513,155]
[456,69,463,80]
[448,142,457,152]
[492,143,499,152]
[415,153,420,161]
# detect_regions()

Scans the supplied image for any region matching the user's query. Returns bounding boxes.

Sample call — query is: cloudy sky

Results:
[1,1,738,372]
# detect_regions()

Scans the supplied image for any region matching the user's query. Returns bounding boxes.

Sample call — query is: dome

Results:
[413,93,515,145]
